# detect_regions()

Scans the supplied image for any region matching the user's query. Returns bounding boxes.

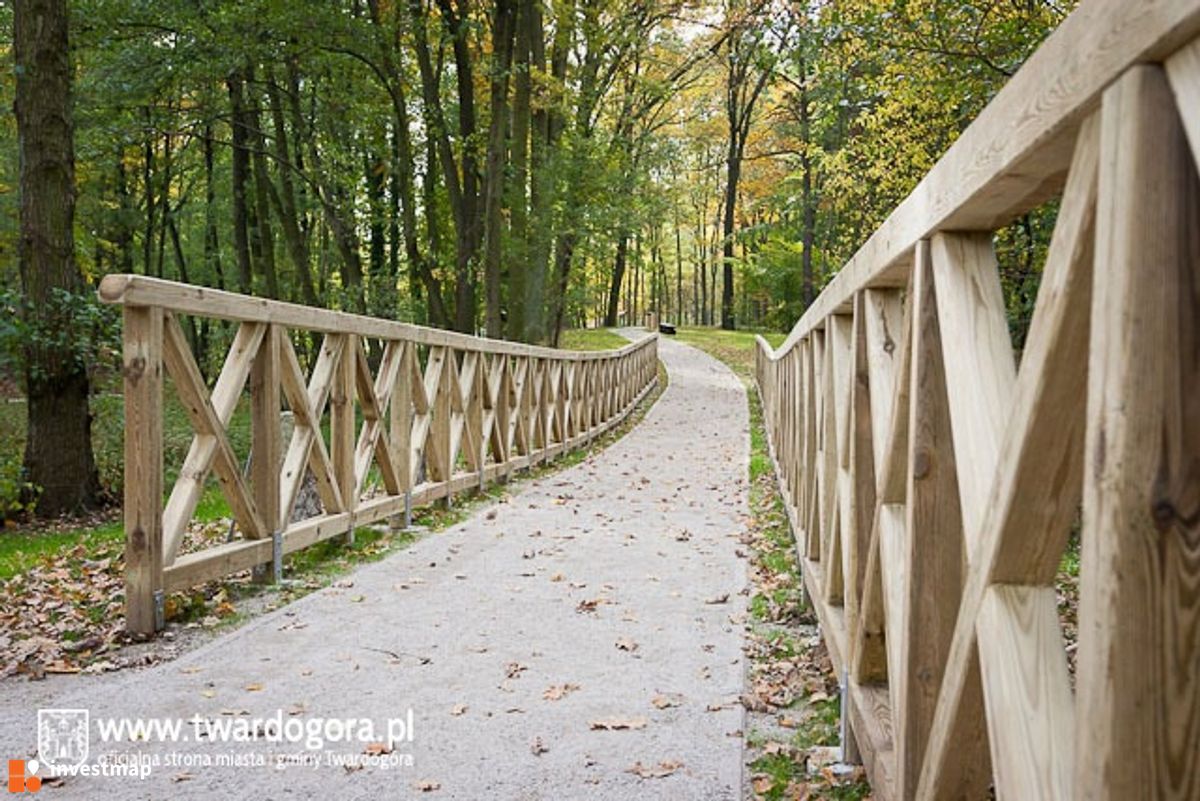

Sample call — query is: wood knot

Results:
[123,355,147,382]
[913,450,932,480]
[1151,499,1175,532]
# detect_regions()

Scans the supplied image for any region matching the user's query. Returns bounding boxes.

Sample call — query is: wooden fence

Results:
[99,275,658,635]
[755,2,1200,799]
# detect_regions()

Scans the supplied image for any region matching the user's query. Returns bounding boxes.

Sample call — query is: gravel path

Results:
[0,335,751,800]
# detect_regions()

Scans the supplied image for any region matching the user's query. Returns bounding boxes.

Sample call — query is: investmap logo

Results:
[6,761,41,794]
[37,709,89,771]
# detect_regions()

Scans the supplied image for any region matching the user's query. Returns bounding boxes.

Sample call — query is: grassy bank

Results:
[674,326,870,801]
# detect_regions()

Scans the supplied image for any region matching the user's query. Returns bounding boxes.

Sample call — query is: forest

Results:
[2,0,1073,516]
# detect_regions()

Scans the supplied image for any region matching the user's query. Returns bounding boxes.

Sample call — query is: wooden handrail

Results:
[99,274,647,361]
[754,3,1200,800]
[100,275,659,635]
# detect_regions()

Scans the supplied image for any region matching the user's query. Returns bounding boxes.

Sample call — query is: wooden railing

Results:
[755,2,1200,800]
[99,275,658,634]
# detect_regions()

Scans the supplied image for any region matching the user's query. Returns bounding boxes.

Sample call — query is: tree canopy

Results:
[1,0,1075,515]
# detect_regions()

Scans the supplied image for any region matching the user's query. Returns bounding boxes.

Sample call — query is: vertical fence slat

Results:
[251,325,281,580]
[1075,63,1200,801]
[123,306,164,634]
[899,241,974,800]
[332,333,356,541]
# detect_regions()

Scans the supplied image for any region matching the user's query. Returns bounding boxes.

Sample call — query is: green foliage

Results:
[0,451,40,520]
[0,287,121,385]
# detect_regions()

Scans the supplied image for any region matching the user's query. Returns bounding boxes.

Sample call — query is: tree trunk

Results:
[674,201,683,324]
[799,70,816,308]
[247,79,280,299]
[14,0,102,516]
[411,0,479,333]
[604,232,629,327]
[507,0,533,342]
[264,77,318,306]
[482,0,516,338]
[228,71,254,293]
[721,144,738,330]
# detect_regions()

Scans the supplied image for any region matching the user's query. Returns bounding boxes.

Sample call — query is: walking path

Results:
[0,336,751,800]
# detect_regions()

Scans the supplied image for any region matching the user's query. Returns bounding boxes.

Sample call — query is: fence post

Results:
[1075,64,1200,801]
[251,325,282,582]
[123,306,164,634]
[332,333,356,544]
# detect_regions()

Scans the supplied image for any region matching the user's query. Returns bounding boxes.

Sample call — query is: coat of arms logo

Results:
[37,709,89,770]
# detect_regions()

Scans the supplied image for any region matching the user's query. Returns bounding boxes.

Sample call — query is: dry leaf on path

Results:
[543,683,580,701]
[590,716,648,731]
[628,760,683,779]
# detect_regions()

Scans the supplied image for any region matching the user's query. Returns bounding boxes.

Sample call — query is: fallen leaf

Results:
[589,716,648,731]
[450,704,468,716]
[543,683,580,701]
[576,597,610,613]
[628,760,683,779]
[705,593,730,605]
[363,742,393,756]
[530,736,548,756]
[651,694,681,709]
[504,662,527,679]
[615,638,639,652]
[414,780,441,792]
[245,683,264,692]
[172,771,195,783]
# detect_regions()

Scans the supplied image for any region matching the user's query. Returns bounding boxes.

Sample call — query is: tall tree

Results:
[720,0,773,329]
[14,0,103,515]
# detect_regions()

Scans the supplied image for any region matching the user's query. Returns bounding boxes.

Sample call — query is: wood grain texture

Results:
[1075,64,1200,801]
[250,323,281,580]
[99,273,651,361]
[930,232,1016,553]
[122,306,164,634]
[898,243,968,801]
[918,115,1100,801]
[977,585,1074,801]
[1166,36,1200,162]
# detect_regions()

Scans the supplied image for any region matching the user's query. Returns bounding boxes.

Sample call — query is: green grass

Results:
[0,519,123,582]
[676,326,870,801]
[558,327,631,351]
[675,326,785,382]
